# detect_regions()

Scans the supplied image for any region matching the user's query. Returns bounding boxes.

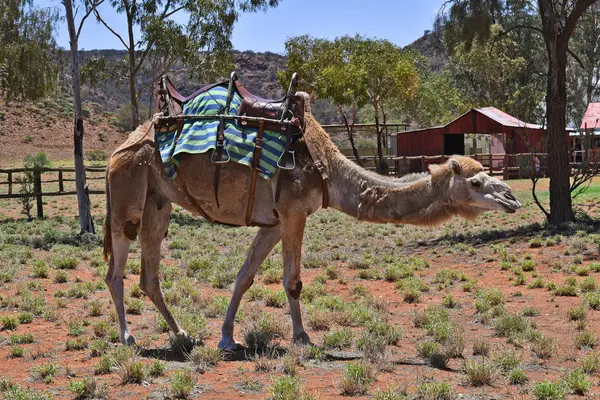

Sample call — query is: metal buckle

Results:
[277,150,295,170]
[211,142,231,163]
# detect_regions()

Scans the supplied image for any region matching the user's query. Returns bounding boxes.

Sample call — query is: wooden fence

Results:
[0,167,106,218]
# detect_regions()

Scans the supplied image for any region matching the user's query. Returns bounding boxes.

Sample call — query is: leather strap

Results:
[213,116,225,208]
[313,160,329,209]
[246,118,264,225]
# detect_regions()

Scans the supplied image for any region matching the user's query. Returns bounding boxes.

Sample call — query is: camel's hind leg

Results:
[106,235,135,345]
[218,226,282,351]
[138,198,187,339]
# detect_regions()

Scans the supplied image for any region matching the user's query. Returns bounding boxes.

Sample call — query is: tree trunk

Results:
[64,0,93,233]
[372,99,388,174]
[127,13,139,129]
[545,40,574,224]
[337,104,363,167]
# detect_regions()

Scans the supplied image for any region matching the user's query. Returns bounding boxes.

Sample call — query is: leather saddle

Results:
[155,72,304,136]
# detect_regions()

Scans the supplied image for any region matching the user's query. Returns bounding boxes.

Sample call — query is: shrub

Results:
[507,367,528,384]
[188,346,222,372]
[32,260,49,278]
[148,359,167,377]
[120,359,145,384]
[415,381,455,400]
[574,330,596,349]
[265,290,287,308]
[94,355,113,375]
[563,369,591,395]
[86,150,107,162]
[1,315,18,331]
[493,349,521,373]
[533,380,566,400]
[244,311,287,352]
[323,328,354,349]
[464,358,495,386]
[54,271,68,283]
[472,338,490,356]
[68,377,106,399]
[531,335,556,359]
[579,351,600,374]
[9,346,24,358]
[35,362,59,384]
[339,362,375,396]
[10,333,34,344]
[170,369,195,399]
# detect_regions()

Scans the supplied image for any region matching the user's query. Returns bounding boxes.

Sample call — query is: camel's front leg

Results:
[218,226,282,351]
[281,213,310,345]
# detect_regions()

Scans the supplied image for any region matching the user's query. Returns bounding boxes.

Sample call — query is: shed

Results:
[395,107,547,158]
[581,102,600,132]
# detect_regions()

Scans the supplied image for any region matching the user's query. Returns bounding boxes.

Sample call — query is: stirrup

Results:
[211,143,231,164]
[277,150,295,170]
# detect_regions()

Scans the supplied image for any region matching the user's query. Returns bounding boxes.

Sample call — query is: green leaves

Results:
[0,1,59,102]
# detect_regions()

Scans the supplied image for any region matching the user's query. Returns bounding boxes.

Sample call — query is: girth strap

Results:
[245,118,264,225]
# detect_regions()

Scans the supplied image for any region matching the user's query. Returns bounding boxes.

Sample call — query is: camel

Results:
[102,93,521,350]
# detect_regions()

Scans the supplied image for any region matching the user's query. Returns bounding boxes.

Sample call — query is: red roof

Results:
[475,107,542,129]
[581,103,600,130]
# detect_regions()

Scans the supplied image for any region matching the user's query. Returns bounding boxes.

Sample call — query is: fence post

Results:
[489,153,493,175]
[421,155,426,172]
[58,171,64,192]
[7,172,12,195]
[503,154,508,180]
[34,170,43,219]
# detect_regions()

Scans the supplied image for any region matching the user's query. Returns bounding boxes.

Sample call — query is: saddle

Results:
[153,71,319,227]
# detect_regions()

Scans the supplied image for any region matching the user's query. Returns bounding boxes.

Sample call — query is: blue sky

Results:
[39,0,446,52]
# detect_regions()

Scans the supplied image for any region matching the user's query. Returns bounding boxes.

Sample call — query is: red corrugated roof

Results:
[475,107,543,129]
[581,103,600,130]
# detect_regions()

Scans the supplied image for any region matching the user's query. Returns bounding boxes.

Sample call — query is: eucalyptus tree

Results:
[279,35,419,173]
[0,0,59,102]
[93,0,280,129]
[438,0,598,224]
[62,0,105,233]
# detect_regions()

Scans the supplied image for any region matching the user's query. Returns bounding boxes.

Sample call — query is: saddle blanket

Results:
[155,85,287,180]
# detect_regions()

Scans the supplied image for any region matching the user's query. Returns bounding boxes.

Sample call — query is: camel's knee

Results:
[123,218,141,241]
[284,279,303,300]
[139,273,160,299]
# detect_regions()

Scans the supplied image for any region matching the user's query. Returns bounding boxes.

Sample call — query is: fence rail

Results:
[0,166,106,218]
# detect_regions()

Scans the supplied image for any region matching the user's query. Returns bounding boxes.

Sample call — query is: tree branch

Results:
[77,0,105,40]
[93,9,129,50]
[562,0,597,43]
[567,47,586,69]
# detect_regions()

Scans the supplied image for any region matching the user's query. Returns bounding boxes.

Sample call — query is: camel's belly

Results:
[173,153,279,226]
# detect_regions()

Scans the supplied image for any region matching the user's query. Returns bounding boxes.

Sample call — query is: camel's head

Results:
[430,156,521,219]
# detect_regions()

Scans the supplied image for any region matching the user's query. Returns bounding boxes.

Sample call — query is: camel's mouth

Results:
[494,192,521,213]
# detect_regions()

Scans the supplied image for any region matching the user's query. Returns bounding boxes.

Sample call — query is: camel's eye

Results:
[470,180,481,188]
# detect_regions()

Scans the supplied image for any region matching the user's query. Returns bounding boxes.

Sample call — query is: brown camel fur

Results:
[102,93,521,349]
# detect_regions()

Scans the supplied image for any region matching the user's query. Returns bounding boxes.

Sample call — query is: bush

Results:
[415,381,455,400]
[170,369,195,399]
[339,362,375,396]
[533,380,566,400]
[86,150,107,162]
[464,359,495,386]
[323,328,354,349]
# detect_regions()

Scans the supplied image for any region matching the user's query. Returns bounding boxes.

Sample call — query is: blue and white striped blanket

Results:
[155,84,287,180]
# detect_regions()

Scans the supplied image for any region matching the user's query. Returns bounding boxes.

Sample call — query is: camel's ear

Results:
[448,158,462,175]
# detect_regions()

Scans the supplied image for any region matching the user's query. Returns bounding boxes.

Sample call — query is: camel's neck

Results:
[327,154,455,225]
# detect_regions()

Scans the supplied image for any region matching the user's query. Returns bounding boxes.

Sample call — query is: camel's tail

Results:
[102,166,112,261]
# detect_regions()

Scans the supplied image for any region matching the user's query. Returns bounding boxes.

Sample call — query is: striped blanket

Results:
[155,84,287,180]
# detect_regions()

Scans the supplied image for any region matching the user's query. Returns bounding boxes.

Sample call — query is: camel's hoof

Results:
[218,337,244,351]
[123,333,136,346]
[292,332,312,346]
